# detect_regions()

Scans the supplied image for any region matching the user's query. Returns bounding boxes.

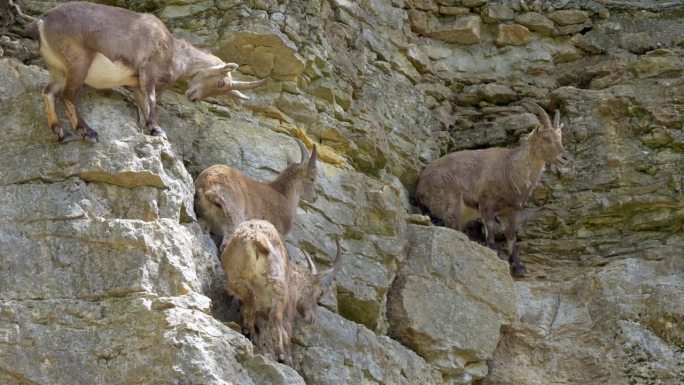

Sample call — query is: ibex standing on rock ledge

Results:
[194,139,318,251]
[222,219,341,366]
[416,102,569,276]
[26,1,266,143]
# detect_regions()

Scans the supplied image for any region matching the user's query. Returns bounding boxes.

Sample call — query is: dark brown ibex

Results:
[26,1,266,143]
[416,102,569,275]
[222,219,341,366]
[194,138,318,251]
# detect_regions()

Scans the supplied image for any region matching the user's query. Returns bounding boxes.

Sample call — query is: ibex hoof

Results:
[58,132,79,144]
[83,131,99,143]
[511,264,528,277]
[151,128,167,139]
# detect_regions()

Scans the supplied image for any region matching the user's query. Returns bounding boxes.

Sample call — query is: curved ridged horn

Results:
[526,102,553,129]
[227,78,268,91]
[553,109,561,130]
[304,251,317,275]
[296,138,310,164]
[318,237,343,287]
[308,144,318,171]
[332,237,342,268]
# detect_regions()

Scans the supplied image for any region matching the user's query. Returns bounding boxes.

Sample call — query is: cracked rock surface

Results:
[1,0,683,384]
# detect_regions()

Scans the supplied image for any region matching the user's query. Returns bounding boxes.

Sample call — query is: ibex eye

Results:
[217,79,225,87]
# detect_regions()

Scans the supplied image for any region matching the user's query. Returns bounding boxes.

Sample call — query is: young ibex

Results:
[26,1,266,143]
[222,219,341,366]
[416,102,569,276]
[194,138,318,251]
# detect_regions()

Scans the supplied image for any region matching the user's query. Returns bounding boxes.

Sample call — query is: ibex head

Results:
[292,139,319,203]
[185,63,267,102]
[296,238,342,325]
[526,102,570,166]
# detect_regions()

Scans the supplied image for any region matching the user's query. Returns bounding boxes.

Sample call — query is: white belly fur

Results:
[85,53,139,89]
[460,201,481,228]
[38,20,138,89]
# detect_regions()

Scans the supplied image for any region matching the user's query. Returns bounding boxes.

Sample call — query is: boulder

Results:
[483,257,684,385]
[294,307,444,385]
[388,225,516,383]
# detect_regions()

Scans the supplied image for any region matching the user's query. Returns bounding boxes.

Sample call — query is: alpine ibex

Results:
[222,219,341,366]
[416,102,569,276]
[194,139,318,251]
[26,1,266,143]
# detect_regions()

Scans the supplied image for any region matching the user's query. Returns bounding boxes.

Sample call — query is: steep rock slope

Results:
[0,0,682,384]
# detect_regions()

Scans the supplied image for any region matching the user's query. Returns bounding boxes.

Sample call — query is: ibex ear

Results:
[221,63,239,73]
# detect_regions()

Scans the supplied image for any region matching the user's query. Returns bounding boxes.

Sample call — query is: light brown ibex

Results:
[26,1,266,143]
[222,219,341,366]
[416,102,569,276]
[194,139,318,251]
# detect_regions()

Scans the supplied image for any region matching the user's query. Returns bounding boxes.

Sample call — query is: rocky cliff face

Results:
[0,0,682,384]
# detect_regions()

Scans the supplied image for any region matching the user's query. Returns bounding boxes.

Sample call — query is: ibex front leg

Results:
[139,72,166,138]
[61,55,99,143]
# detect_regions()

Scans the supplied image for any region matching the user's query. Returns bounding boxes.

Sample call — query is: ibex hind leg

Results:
[61,56,98,143]
[237,290,257,340]
[501,213,527,276]
[63,98,98,143]
[42,82,77,143]
[269,302,292,365]
[443,197,464,231]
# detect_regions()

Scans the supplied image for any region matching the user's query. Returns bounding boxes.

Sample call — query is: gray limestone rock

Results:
[1,1,683,384]
[293,307,444,385]
[388,225,516,383]
[515,12,555,35]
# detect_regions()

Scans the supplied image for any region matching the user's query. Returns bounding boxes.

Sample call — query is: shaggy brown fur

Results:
[222,220,340,366]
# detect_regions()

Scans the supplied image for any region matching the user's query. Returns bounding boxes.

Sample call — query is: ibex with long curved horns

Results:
[26,1,266,143]
[416,102,569,275]
[194,138,318,251]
